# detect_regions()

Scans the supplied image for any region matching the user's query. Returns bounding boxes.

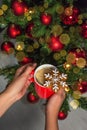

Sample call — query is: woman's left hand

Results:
[6,63,37,101]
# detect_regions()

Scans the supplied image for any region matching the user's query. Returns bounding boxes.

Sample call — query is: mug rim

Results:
[34,64,56,88]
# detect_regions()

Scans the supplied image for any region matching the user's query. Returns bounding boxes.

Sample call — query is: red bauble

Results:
[69,48,86,64]
[1,41,14,52]
[77,81,87,93]
[62,7,79,25]
[49,36,64,52]
[26,23,34,38]
[71,49,86,58]
[7,24,21,38]
[81,23,87,39]
[19,57,33,65]
[58,111,68,120]
[81,23,87,30]
[27,92,39,103]
[72,7,79,15]
[40,13,52,25]
[11,0,28,16]
[62,15,78,25]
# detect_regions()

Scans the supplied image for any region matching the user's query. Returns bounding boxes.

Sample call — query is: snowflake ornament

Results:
[43,68,69,92]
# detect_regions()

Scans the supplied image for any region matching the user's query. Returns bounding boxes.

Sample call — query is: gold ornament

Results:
[52,25,63,36]
[19,0,22,2]
[53,53,61,60]
[70,100,80,109]
[56,5,64,14]
[15,42,24,51]
[79,78,83,83]
[39,37,45,44]
[63,62,72,70]
[64,86,70,92]
[33,42,39,49]
[64,6,73,16]
[76,58,86,68]
[76,48,81,53]
[60,50,67,57]
[66,53,76,63]
[78,14,83,20]
[0,9,4,16]
[59,33,70,45]
[73,67,80,74]
[16,52,26,61]
[69,26,75,33]
[27,16,32,21]
[28,8,35,14]
[24,11,29,17]
[26,45,34,52]
[72,91,81,99]
[1,4,8,11]
[78,19,83,24]
[45,36,50,43]
[39,6,44,12]
[44,2,48,8]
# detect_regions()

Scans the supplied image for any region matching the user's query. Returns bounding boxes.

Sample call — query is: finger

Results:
[14,63,36,79]
[25,80,31,88]
[22,63,37,77]
[57,88,65,94]
[14,64,28,78]
[20,82,30,97]
[56,88,66,100]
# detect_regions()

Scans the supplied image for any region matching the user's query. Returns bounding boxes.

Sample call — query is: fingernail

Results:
[33,63,37,67]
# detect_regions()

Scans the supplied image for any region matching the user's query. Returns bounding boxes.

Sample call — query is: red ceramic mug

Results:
[29,64,56,99]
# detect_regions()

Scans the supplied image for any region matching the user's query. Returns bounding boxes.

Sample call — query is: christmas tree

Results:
[0,0,87,120]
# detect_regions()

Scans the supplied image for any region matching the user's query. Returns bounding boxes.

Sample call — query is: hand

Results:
[46,88,66,118]
[6,63,37,101]
[45,89,66,130]
[0,63,37,117]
